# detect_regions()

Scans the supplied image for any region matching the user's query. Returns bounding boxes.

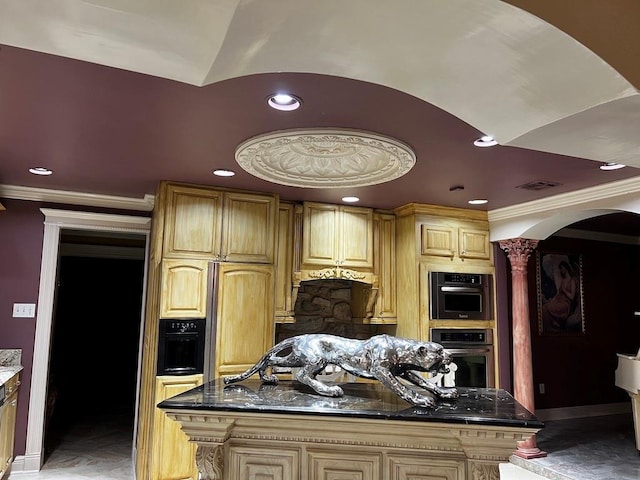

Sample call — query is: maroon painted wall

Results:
[0,199,45,454]
[528,235,640,409]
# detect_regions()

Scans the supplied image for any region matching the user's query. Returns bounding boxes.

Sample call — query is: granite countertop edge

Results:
[0,366,24,386]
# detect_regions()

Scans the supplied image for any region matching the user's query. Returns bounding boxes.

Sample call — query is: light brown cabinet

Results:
[370,212,396,323]
[162,183,277,263]
[274,203,296,323]
[159,259,209,318]
[213,263,275,378]
[302,202,374,269]
[150,374,203,480]
[420,221,490,261]
[0,372,20,479]
[394,204,495,343]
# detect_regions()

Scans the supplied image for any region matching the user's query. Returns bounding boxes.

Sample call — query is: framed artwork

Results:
[536,251,585,335]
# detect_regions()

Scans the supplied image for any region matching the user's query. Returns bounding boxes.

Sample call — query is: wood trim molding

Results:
[0,184,155,211]
[487,175,640,241]
[15,209,150,474]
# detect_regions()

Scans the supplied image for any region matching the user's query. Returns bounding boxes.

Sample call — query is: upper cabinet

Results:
[301,202,374,269]
[370,212,396,323]
[162,183,278,263]
[274,202,296,323]
[159,259,209,318]
[420,219,490,261]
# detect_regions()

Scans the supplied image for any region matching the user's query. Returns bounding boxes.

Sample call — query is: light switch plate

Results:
[13,303,36,318]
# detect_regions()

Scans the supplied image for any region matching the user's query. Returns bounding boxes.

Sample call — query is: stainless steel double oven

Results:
[430,328,495,388]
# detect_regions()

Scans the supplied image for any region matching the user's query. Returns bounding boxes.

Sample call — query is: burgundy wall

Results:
[0,199,45,454]
[527,235,640,409]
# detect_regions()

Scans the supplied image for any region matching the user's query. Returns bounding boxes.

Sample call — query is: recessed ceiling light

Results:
[267,93,302,111]
[29,167,53,176]
[600,162,626,171]
[473,135,497,147]
[342,196,360,203]
[213,169,235,177]
[468,199,488,205]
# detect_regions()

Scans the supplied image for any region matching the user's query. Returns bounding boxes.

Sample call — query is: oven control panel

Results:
[430,328,493,345]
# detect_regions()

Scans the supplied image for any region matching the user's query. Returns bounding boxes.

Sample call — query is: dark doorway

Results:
[44,230,146,461]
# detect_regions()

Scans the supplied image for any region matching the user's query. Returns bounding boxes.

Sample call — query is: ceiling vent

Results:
[516,180,562,191]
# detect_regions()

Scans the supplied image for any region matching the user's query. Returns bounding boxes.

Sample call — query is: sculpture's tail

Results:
[222,336,298,385]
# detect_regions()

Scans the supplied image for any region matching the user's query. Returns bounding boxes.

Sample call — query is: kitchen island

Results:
[159,379,543,480]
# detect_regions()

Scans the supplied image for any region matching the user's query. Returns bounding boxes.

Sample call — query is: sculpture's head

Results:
[412,342,452,374]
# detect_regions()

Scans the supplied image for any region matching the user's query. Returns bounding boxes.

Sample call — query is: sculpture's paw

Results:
[437,387,459,399]
[261,374,279,385]
[317,385,344,397]
[407,393,436,408]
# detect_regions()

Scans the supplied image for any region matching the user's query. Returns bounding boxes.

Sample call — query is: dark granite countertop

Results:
[158,379,544,429]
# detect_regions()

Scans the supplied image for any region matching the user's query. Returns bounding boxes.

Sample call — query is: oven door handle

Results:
[439,286,482,293]
[443,347,493,355]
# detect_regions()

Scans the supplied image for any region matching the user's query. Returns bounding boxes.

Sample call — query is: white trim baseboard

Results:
[10,452,42,473]
[535,402,631,421]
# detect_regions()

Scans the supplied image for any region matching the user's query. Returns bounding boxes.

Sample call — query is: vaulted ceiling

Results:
[0,0,639,215]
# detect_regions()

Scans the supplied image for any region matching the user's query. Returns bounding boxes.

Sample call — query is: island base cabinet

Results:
[163,413,535,480]
[207,441,471,480]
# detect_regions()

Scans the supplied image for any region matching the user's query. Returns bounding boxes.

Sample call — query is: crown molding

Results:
[488,176,640,223]
[0,184,155,211]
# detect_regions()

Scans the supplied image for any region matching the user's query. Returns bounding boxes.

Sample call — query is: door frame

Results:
[14,208,151,474]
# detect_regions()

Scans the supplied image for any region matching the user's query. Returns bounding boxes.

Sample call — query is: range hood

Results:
[293,266,379,323]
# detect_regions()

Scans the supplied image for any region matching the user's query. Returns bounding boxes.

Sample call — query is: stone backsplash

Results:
[0,349,22,367]
[275,279,395,343]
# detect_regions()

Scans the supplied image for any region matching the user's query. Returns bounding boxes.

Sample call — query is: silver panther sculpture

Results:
[223,333,458,407]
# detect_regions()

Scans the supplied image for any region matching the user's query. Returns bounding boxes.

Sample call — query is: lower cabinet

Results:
[226,444,465,480]
[0,373,20,479]
[150,374,203,480]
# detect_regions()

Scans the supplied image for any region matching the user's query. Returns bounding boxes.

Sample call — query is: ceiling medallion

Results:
[235,129,416,188]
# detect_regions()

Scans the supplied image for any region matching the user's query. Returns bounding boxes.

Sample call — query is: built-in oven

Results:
[157,318,205,376]
[430,328,495,388]
[429,272,492,320]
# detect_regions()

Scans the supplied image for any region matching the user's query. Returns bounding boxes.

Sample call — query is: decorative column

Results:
[499,238,547,459]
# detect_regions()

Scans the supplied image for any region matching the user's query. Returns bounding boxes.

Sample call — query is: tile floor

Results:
[517,412,640,480]
[8,413,134,480]
[6,412,639,479]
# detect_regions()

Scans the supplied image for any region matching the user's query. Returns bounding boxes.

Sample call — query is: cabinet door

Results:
[221,192,277,263]
[163,185,223,258]
[458,227,491,260]
[420,223,455,258]
[340,206,374,268]
[160,259,209,318]
[151,375,203,480]
[215,264,275,377]
[275,203,295,322]
[302,203,340,266]
[373,213,396,321]
[308,450,381,480]
[0,375,19,478]
[387,455,464,480]
[229,446,299,479]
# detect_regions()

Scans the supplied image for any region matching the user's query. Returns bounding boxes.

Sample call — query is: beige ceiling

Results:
[1,0,638,169]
